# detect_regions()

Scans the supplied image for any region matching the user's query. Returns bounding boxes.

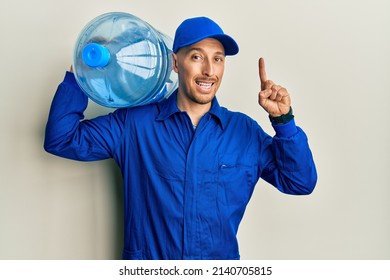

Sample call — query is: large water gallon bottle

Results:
[73,12,178,108]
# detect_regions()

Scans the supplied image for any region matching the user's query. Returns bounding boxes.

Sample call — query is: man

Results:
[44,16,317,260]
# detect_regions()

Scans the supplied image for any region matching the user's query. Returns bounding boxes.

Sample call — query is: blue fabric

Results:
[44,72,317,260]
[173,17,239,55]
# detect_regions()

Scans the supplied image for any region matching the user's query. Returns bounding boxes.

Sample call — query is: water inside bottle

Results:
[73,12,177,108]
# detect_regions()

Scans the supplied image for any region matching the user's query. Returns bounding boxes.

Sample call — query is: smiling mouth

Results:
[196,81,214,89]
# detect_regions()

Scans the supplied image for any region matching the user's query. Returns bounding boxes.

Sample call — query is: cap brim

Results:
[174,33,239,56]
[210,34,239,56]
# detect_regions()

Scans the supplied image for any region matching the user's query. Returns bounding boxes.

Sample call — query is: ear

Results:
[172,53,179,73]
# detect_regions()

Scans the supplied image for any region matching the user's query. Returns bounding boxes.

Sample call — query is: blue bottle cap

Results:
[82,43,110,67]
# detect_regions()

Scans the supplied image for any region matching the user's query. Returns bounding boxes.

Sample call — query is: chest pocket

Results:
[217,153,258,207]
[197,152,259,211]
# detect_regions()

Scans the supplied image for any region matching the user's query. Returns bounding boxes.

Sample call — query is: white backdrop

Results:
[0,0,389,259]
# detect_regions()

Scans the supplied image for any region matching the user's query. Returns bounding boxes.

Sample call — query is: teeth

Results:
[197,82,212,88]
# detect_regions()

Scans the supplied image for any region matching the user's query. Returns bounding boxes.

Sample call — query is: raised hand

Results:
[258,57,291,117]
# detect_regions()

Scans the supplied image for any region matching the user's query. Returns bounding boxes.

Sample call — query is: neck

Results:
[176,93,212,127]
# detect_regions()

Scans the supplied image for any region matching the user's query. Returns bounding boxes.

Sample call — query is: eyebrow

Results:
[187,47,225,56]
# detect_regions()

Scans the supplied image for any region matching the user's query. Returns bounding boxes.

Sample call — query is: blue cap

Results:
[173,17,239,56]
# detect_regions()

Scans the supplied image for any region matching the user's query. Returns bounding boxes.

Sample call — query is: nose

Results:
[202,58,214,77]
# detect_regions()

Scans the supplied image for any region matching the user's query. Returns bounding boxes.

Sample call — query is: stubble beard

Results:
[189,93,215,105]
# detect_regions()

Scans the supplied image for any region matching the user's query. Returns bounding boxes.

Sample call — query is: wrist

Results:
[269,107,294,124]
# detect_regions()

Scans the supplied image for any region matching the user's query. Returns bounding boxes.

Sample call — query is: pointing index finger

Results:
[259,57,267,90]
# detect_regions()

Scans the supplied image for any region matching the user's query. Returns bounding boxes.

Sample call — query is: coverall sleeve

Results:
[259,119,318,195]
[44,72,126,161]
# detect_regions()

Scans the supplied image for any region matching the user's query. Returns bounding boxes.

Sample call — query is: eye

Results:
[192,54,203,60]
[215,56,224,63]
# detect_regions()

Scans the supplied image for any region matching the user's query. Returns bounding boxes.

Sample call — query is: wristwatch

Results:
[269,107,294,124]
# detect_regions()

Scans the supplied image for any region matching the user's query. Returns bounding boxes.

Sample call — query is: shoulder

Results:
[118,102,158,116]
[219,106,260,128]
[111,103,159,125]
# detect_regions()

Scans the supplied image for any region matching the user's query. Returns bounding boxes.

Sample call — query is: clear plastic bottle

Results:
[73,12,178,108]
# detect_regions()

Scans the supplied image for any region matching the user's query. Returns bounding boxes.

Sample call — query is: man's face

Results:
[173,38,225,105]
